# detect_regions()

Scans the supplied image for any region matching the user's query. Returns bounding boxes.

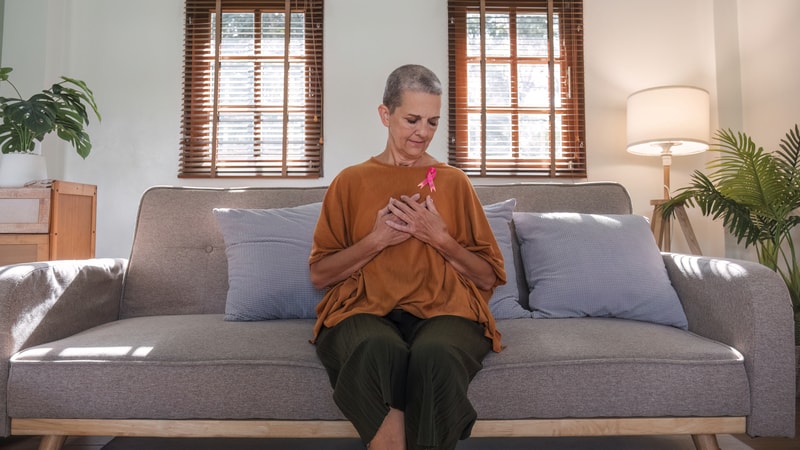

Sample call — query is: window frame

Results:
[448,0,585,178]
[180,0,324,179]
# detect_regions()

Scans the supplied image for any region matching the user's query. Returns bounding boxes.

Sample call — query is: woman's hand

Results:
[387,195,497,291]
[385,194,448,246]
[374,196,417,248]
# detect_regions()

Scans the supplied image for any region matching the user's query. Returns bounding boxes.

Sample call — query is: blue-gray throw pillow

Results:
[483,199,532,319]
[213,203,324,320]
[513,212,688,329]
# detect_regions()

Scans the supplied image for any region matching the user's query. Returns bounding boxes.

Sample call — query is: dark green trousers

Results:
[315,311,492,450]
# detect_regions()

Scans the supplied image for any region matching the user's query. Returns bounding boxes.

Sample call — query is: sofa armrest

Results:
[0,258,126,436]
[663,253,795,438]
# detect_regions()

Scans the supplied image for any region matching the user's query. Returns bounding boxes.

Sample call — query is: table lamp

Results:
[626,85,710,253]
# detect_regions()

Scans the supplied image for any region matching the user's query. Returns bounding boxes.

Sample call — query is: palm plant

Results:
[0,67,101,158]
[662,125,800,343]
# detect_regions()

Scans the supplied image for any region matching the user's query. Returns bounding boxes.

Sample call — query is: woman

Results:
[310,64,505,450]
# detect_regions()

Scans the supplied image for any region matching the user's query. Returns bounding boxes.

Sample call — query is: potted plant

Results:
[0,66,101,186]
[662,125,800,344]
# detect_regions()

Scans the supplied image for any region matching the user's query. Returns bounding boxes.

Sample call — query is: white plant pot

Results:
[0,152,48,188]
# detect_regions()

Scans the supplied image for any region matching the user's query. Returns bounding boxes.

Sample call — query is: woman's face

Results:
[380,91,441,164]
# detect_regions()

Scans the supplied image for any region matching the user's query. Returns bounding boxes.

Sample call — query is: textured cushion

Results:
[513,212,688,329]
[7,315,748,421]
[471,318,748,418]
[213,203,324,320]
[8,315,343,420]
[483,199,531,319]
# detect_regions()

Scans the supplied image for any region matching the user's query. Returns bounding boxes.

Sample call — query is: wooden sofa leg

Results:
[38,435,67,450]
[691,434,720,450]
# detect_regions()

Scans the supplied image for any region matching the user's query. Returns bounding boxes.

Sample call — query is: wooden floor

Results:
[0,435,111,449]
[0,400,797,450]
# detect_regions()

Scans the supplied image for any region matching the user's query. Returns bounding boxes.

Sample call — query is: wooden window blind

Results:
[181,0,323,178]
[448,0,585,177]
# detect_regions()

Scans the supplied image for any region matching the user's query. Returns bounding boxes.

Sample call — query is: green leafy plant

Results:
[662,125,800,342]
[0,67,101,158]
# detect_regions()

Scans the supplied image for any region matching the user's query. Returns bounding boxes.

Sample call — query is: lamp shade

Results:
[626,86,710,156]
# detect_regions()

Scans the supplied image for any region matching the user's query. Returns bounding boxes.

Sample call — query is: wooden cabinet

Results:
[0,181,96,266]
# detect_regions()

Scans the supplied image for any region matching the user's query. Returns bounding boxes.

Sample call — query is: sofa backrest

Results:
[121,182,631,318]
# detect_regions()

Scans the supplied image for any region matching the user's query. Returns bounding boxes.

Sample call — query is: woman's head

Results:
[378,65,442,166]
[382,64,442,113]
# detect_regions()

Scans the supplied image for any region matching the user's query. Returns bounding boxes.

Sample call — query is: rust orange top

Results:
[310,157,505,352]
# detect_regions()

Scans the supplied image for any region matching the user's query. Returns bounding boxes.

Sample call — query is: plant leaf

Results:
[2,95,58,135]
[0,69,101,156]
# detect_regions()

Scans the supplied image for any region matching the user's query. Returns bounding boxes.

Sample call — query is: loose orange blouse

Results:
[310,157,505,352]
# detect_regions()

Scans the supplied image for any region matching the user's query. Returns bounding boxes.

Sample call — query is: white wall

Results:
[584,0,721,256]
[738,1,800,144]
[0,0,4,63]
[2,0,798,259]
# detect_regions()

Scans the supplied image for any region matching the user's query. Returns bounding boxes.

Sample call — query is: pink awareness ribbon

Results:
[418,167,437,192]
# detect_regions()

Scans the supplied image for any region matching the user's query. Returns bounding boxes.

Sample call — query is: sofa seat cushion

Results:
[472,318,750,419]
[9,315,750,422]
[8,315,345,421]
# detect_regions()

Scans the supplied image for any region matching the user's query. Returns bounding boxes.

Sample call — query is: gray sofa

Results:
[0,182,795,450]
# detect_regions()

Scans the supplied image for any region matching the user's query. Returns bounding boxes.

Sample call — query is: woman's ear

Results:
[378,104,391,126]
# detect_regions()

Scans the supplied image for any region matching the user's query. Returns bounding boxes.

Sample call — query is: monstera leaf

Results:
[0,67,100,158]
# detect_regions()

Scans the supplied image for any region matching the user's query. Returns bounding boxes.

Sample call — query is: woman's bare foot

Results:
[368,407,405,450]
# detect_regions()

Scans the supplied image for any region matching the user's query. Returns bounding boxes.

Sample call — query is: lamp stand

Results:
[649,143,703,254]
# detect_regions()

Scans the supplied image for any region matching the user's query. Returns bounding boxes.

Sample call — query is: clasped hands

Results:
[373,193,448,249]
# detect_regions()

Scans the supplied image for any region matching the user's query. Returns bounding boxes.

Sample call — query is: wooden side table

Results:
[0,181,96,266]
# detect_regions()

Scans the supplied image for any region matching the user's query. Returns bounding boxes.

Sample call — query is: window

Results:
[181,0,323,178]
[448,0,584,177]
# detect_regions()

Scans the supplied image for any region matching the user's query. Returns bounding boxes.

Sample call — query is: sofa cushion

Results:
[8,315,749,421]
[213,203,325,320]
[513,212,688,329]
[471,318,749,418]
[483,199,531,319]
[8,315,344,420]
